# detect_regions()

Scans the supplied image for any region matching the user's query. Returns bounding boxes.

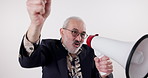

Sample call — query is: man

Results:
[19,0,113,78]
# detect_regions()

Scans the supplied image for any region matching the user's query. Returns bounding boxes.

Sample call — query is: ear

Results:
[60,28,64,36]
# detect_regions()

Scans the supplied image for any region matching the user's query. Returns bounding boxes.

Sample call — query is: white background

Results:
[0,0,148,78]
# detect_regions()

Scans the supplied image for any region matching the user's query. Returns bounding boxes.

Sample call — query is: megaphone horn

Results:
[86,34,148,78]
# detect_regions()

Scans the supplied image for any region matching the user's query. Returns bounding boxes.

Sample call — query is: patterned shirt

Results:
[67,49,83,78]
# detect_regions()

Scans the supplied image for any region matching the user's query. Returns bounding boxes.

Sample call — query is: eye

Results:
[81,33,86,37]
[72,30,78,34]
[81,33,85,36]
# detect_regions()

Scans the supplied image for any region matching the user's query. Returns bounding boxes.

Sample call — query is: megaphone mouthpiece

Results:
[86,34,99,47]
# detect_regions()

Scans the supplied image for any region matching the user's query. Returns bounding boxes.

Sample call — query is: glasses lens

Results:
[71,30,79,37]
[63,28,87,39]
[80,33,88,39]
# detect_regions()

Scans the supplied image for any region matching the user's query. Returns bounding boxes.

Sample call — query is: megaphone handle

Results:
[99,72,107,76]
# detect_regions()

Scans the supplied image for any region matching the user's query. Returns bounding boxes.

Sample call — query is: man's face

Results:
[60,19,86,54]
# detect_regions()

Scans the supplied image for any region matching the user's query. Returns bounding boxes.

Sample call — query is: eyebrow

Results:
[72,28,86,33]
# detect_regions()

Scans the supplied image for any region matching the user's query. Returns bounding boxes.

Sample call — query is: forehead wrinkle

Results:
[67,20,86,32]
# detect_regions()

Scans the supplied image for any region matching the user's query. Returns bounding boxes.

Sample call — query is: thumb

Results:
[94,57,100,63]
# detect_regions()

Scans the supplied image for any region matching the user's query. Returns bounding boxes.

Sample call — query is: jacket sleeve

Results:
[18,36,46,68]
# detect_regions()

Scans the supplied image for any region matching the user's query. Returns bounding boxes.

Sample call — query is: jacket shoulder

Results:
[41,39,61,46]
[82,44,94,51]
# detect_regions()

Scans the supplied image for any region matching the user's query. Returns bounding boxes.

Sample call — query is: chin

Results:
[69,46,81,54]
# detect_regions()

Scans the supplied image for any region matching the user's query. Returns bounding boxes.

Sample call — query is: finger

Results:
[26,0,46,10]
[98,62,113,73]
[94,57,100,62]
[27,4,45,15]
[27,0,46,15]
[94,57,101,70]
[99,64,113,69]
[43,0,51,17]
[46,0,51,3]
[45,0,51,6]
[94,57,100,66]
[100,56,110,61]
[107,64,113,69]
[100,60,112,67]
[99,68,113,74]
[27,0,43,5]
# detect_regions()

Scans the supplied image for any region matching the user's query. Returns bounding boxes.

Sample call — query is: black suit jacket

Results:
[19,39,113,78]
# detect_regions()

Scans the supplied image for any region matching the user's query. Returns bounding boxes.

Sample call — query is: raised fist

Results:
[26,0,51,26]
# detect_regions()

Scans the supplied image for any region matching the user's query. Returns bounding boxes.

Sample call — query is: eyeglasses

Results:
[63,28,88,39]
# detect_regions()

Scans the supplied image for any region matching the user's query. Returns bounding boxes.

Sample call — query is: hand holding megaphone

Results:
[94,55,113,77]
[86,34,113,76]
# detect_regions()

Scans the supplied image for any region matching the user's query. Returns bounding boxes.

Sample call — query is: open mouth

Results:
[73,41,80,48]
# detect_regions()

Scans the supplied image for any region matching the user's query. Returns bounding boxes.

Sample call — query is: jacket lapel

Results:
[55,42,69,78]
[57,57,68,78]
[79,47,92,78]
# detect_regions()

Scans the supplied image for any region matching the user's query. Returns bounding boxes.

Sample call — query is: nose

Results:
[75,34,82,41]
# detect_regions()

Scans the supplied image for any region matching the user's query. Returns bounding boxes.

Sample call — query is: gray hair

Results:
[62,16,85,28]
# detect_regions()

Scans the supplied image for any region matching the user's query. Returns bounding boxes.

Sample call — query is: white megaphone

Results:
[86,34,148,78]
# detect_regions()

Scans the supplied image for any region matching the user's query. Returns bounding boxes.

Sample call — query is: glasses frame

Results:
[63,28,88,39]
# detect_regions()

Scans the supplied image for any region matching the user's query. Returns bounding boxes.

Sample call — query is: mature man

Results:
[19,0,113,78]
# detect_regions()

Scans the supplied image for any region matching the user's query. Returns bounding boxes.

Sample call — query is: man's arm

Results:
[26,0,51,43]
[21,0,51,58]
[19,0,51,68]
